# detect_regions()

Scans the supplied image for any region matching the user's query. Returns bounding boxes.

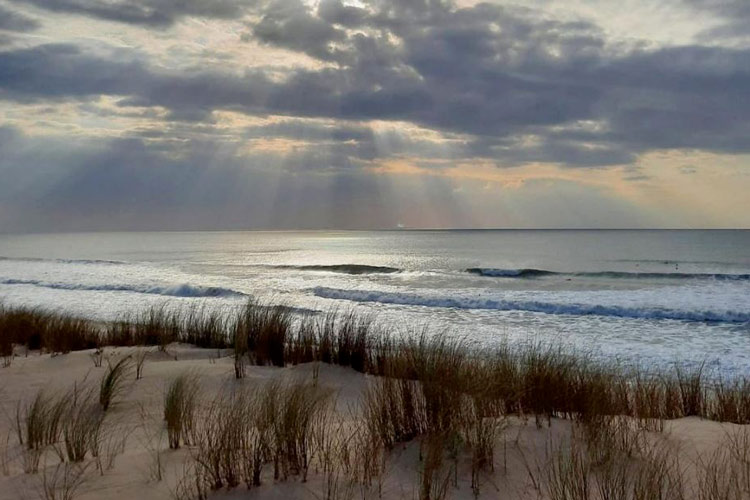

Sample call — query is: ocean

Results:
[1,230,748,375]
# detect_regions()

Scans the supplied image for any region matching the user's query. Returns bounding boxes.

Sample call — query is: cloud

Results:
[685,0,750,42]
[3,0,750,169]
[8,0,254,27]
[317,0,369,28]
[0,4,40,31]
[249,0,348,61]
[0,124,411,230]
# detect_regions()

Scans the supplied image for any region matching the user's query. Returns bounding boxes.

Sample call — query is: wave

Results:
[0,256,126,265]
[274,264,400,275]
[0,278,246,298]
[467,268,555,277]
[312,287,750,323]
[466,268,750,281]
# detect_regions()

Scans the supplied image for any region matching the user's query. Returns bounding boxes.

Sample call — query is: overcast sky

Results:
[0,0,748,231]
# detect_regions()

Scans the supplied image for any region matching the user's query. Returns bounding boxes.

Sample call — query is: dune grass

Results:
[0,305,98,356]
[99,356,131,412]
[3,300,750,428]
[187,377,332,492]
[62,387,104,463]
[4,296,750,500]
[164,372,200,449]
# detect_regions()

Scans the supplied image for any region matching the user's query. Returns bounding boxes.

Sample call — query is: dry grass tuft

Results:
[546,438,592,500]
[676,363,706,417]
[182,307,228,349]
[18,391,68,452]
[134,347,149,380]
[37,460,90,500]
[631,444,684,500]
[418,433,452,500]
[235,300,291,367]
[62,387,104,463]
[725,427,750,495]
[711,377,750,424]
[164,372,200,449]
[99,356,131,411]
[188,377,332,493]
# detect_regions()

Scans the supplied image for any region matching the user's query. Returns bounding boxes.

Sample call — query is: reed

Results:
[363,376,426,449]
[0,305,48,351]
[182,307,228,349]
[595,454,631,500]
[164,372,200,449]
[418,433,451,500]
[62,387,104,463]
[724,427,750,495]
[546,438,592,500]
[15,389,69,473]
[1,340,12,367]
[711,377,750,424]
[316,309,336,365]
[3,301,750,433]
[99,356,131,411]
[676,362,706,417]
[136,306,181,350]
[189,377,331,492]
[134,348,148,380]
[42,316,99,355]
[286,314,317,365]
[22,391,69,451]
[234,300,291,367]
[631,444,684,500]
[696,446,742,500]
[231,322,247,379]
[0,305,100,355]
[38,461,90,500]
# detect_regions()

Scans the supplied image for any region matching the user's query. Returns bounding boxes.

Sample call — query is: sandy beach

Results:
[2,343,747,500]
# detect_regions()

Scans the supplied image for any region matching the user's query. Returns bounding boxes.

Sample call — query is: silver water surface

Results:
[1,230,748,375]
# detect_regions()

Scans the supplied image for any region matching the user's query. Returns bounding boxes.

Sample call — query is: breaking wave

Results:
[274,264,400,274]
[467,268,555,277]
[466,268,750,280]
[312,287,750,323]
[0,278,246,298]
[0,256,126,265]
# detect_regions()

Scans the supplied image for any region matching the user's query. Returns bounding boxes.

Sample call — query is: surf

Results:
[312,286,750,323]
[0,278,246,298]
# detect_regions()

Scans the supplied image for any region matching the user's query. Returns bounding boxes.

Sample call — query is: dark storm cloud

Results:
[250,0,348,61]
[0,44,149,100]
[2,0,750,170]
[317,0,368,28]
[8,0,253,27]
[0,4,39,31]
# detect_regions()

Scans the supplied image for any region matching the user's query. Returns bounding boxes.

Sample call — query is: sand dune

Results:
[1,345,746,500]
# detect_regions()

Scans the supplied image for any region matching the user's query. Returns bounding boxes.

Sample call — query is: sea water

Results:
[0,230,748,375]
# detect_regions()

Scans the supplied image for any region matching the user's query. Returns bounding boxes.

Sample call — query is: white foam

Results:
[0,278,246,298]
[312,286,750,323]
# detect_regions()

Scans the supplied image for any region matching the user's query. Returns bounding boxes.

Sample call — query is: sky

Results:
[0,0,749,231]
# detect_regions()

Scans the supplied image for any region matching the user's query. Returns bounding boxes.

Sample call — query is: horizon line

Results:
[1,227,749,236]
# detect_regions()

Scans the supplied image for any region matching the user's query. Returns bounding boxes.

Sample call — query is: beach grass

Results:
[3,300,750,499]
[2,301,750,425]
